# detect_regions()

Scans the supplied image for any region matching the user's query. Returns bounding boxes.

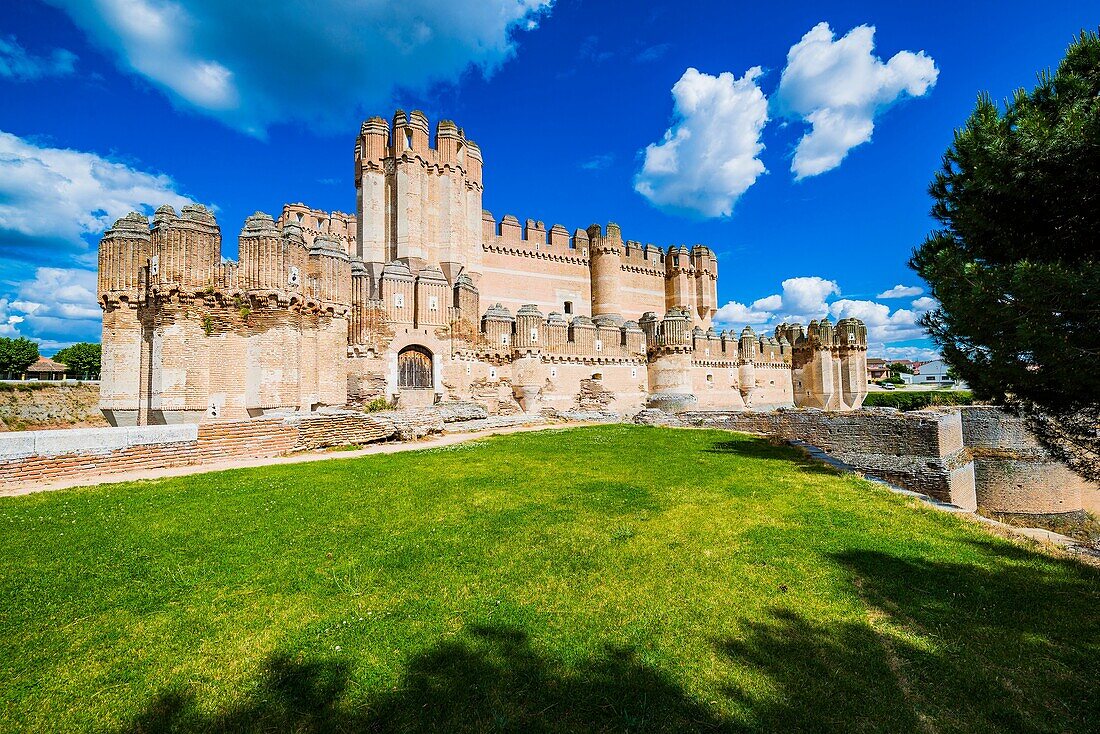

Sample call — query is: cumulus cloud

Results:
[829,298,925,343]
[4,268,101,348]
[713,276,936,356]
[911,296,938,311]
[0,35,76,80]
[0,130,193,261]
[877,284,923,299]
[775,22,938,179]
[0,133,191,346]
[635,66,769,218]
[48,0,551,135]
[714,276,840,330]
[0,298,25,337]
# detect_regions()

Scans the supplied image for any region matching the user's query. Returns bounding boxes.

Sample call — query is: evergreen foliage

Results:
[910,30,1100,480]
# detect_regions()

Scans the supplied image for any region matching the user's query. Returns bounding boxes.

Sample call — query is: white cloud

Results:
[0,298,25,337]
[872,345,940,362]
[829,298,925,343]
[635,66,769,217]
[714,301,773,325]
[775,22,938,179]
[0,36,76,80]
[911,296,938,311]
[877,284,923,299]
[48,0,551,135]
[715,276,839,330]
[7,268,101,345]
[0,130,192,261]
[713,277,935,356]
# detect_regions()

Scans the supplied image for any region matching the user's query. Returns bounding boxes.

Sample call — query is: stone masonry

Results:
[96,110,869,426]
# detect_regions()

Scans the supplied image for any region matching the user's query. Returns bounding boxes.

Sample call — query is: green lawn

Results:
[1,426,1097,733]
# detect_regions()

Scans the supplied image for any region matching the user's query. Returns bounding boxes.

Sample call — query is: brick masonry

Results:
[663,407,978,510]
[638,406,1098,516]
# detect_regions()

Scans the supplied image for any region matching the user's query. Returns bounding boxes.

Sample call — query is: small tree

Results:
[53,342,102,380]
[910,30,1100,479]
[0,337,40,379]
[887,362,914,376]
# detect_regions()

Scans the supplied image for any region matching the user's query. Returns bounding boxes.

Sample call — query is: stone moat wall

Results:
[638,406,1097,517]
[2,404,1094,520]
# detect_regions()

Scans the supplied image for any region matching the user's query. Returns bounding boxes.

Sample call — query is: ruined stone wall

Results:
[0,407,479,492]
[960,406,1098,517]
[0,384,106,430]
[671,408,977,510]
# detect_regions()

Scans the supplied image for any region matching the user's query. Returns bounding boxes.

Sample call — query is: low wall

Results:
[668,408,977,510]
[640,406,1097,517]
[0,407,456,492]
[960,406,1096,518]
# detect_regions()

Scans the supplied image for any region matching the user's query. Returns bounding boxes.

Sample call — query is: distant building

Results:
[24,357,67,381]
[867,358,890,382]
[901,359,964,387]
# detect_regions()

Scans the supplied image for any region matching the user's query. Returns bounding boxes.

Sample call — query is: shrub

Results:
[365,396,394,412]
[863,390,974,411]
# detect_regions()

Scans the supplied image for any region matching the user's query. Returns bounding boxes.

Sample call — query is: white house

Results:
[901,359,965,387]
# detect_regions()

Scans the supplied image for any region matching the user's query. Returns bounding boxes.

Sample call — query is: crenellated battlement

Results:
[98,110,869,426]
[354,109,484,185]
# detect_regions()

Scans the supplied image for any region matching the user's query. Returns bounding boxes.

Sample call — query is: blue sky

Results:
[0,0,1095,358]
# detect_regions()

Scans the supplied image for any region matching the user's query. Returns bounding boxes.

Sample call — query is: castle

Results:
[97,110,868,426]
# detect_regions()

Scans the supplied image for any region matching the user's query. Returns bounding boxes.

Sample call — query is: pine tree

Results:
[910,30,1100,479]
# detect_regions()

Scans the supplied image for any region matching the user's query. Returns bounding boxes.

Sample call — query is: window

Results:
[398,346,432,389]
[530,327,539,341]
[564,301,573,314]
[501,333,510,346]
[595,339,603,352]
[295,212,304,223]
[550,366,557,378]
[489,367,498,380]
[316,218,324,228]
[926,375,936,382]
[631,367,638,379]
[428,296,439,311]
[394,293,405,308]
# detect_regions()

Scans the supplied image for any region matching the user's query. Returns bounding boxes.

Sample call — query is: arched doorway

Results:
[398,345,433,389]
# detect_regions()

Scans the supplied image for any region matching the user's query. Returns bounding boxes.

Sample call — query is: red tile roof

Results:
[26,356,67,374]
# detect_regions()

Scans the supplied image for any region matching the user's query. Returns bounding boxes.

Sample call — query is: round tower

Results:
[587,223,624,321]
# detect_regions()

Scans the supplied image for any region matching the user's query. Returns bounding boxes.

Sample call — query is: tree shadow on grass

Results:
[703,439,839,476]
[118,625,729,733]
[825,547,1100,732]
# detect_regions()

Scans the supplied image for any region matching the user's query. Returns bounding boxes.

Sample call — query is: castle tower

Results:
[150,204,220,292]
[691,245,718,327]
[354,110,484,291]
[587,223,624,322]
[238,212,307,293]
[647,308,696,412]
[665,245,695,321]
[835,317,869,409]
[98,213,151,426]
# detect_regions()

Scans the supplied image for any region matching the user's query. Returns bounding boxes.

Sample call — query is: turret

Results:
[588,223,624,322]
[515,304,544,351]
[238,212,307,294]
[355,116,389,287]
[482,303,515,351]
[98,212,151,300]
[150,204,220,292]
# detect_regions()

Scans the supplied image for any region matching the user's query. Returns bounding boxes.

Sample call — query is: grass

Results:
[863,389,974,410]
[0,425,1097,733]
